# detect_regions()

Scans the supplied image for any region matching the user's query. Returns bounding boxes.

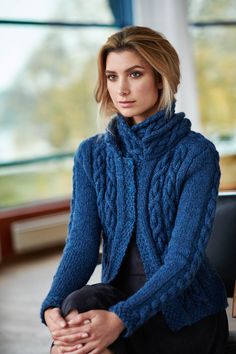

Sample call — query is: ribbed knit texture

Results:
[40,104,228,337]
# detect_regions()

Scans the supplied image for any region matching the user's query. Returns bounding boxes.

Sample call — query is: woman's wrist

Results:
[44,307,59,323]
[44,307,54,325]
[110,312,125,334]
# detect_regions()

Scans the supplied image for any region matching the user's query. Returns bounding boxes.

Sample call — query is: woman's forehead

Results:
[106,50,149,71]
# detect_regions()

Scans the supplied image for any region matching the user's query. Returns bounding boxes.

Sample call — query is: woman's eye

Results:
[106,74,117,81]
[130,71,142,78]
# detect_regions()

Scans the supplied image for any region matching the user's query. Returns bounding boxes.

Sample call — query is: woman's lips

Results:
[118,101,135,108]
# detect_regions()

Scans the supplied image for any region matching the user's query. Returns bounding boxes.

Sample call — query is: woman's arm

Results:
[108,147,221,337]
[40,141,102,323]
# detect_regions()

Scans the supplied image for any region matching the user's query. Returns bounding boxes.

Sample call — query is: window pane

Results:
[0,0,114,23]
[0,160,73,208]
[190,26,236,189]
[0,26,115,162]
[187,0,236,22]
[191,26,236,135]
[0,25,116,207]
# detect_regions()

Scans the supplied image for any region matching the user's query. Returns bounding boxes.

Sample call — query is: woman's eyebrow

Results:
[105,65,145,74]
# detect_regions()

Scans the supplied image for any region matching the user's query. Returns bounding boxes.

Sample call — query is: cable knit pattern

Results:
[40,104,228,337]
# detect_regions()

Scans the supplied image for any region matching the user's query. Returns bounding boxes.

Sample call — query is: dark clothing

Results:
[61,283,228,354]
[110,234,146,296]
[60,235,229,354]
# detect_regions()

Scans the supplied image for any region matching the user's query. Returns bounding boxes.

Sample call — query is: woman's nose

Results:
[118,79,130,96]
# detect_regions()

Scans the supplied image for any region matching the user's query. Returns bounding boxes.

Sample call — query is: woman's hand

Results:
[45,308,90,353]
[52,309,125,354]
[44,307,67,331]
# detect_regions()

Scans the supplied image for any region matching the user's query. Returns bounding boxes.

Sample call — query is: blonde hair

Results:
[95,25,180,121]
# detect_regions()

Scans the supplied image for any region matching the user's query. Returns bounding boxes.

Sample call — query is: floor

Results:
[0,251,102,354]
[0,251,235,354]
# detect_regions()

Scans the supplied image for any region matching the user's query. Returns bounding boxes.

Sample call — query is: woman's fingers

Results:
[68,311,94,326]
[54,331,90,345]
[73,341,99,354]
[65,310,79,322]
[45,307,67,330]
[55,343,80,353]
[52,324,90,340]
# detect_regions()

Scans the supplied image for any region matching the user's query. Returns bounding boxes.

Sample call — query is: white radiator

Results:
[11,213,70,254]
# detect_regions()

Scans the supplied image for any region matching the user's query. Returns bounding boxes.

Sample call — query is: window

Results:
[0,0,132,208]
[188,0,236,190]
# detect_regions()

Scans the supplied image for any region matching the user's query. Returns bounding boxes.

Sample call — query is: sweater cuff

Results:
[108,302,141,337]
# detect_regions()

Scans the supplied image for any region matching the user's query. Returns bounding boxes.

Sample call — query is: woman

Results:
[41,26,229,354]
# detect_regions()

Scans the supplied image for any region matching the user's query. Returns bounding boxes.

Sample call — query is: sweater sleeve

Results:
[40,142,102,323]
[108,146,221,337]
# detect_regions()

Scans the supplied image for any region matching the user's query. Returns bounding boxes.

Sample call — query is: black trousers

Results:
[59,283,229,354]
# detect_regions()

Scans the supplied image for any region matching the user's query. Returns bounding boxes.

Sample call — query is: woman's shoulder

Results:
[74,133,106,161]
[179,129,219,160]
[172,130,220,176]
[72,133,107,183]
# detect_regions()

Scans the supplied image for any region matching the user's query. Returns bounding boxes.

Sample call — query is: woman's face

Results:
[105,49,162,124]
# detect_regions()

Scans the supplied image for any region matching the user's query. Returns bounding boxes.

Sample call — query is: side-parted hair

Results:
[95,26,180,119]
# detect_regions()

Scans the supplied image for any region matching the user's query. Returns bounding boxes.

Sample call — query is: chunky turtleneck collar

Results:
[104,103,192,160]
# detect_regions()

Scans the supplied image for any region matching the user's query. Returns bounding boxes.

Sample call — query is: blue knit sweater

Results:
[41,105,228,337]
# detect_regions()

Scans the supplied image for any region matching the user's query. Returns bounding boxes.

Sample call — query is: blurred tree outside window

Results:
[188,0,236,190]
[0,0,116,208]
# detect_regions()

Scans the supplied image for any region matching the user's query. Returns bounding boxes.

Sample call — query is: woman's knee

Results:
[61,285,91,316]
[61,283,126,318]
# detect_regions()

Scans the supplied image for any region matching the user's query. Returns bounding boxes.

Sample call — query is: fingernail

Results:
[81,332,88,338]
[77,344,83,349]
[60,321,65,327]
[83,320,90,324]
